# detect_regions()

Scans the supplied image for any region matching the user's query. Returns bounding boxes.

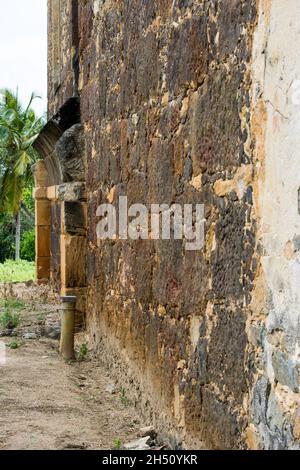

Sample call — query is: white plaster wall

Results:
[253,0,300,350]
[249,0,300,448]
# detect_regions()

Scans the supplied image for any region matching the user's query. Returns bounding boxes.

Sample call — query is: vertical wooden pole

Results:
[60,296,77,360]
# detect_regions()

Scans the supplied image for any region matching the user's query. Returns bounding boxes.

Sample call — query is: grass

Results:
[0,260,35,283]
[78,342,89,361]
[9,339,21,350]
[0,310,20,329]
[0,298,25,310]
[113,438,122,450]
[0,296,25,332]
[120,387,130,406]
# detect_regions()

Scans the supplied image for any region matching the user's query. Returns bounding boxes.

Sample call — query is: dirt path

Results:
[0,294,142,450]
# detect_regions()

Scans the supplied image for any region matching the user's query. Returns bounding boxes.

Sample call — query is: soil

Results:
[0,287,142,450]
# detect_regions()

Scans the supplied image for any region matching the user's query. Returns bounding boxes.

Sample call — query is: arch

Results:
[33,120,63,186]
[33,97,87,329]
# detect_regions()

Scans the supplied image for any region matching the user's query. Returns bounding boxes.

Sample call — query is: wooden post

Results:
[60,296,77,360]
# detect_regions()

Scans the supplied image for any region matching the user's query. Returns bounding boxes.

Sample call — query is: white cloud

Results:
[0,0,47,116]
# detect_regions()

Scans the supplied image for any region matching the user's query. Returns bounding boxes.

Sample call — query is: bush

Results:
[78,342,88,361]
[20,230,35,262]
[0,310,20,330]
[9,340,20,350]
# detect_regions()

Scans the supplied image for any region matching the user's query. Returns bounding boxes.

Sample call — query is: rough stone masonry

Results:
[33,0,300,449]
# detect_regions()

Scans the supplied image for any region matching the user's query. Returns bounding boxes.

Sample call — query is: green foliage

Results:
[0,89,44,216]
[0,208,35,263]
[22,183,34,212]
[0,90,42,261]
[9,339,20,350]
[20,229,35,261]
[0,298,25,310]
[113,438,122,450]
[0,212,15,262]
[120,387,130,406]
[0,259,35,282]
[0,309,20,329]
[78,342,89,361]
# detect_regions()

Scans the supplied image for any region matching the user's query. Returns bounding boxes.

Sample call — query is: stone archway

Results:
[33,98,87,329]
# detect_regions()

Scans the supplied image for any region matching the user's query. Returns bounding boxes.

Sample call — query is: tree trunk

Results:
[15,211,21,261]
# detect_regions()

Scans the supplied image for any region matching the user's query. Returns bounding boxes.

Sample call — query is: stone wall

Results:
[44,0,300,449]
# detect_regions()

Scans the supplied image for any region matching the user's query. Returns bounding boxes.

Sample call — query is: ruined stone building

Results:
[33,0,300,449]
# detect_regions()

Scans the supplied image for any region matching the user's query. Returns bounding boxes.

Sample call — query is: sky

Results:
[0,0,47,117]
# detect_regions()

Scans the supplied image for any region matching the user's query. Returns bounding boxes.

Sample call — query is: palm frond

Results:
[0,88,42,216]
[23,92,41,119]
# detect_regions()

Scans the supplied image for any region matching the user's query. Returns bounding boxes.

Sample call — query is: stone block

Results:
[191,66,241,173]
[32,161,48,187]
[272,351,300,393]
[266,391,285,435]
[62,201,86,235]
[35,200,51,227]
[36,257,50,280]
[136,31,159,103]
[33,187,47,200]
[36,226,51,257]
[60,235,87,288]
[167,16,209,95]
[55,124,86,182]
[47,185,59,201]
[58,182,87,201]
[251,377,270,426]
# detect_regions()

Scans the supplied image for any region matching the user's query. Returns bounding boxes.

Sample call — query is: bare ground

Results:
[0,291,142,450]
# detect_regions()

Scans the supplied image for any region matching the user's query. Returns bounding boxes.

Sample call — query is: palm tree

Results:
[0,89,44,260]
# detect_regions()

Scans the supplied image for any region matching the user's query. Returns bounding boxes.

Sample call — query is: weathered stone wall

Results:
[82,0,257,449]
[46,0,300,449]
[48,0,75,115]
